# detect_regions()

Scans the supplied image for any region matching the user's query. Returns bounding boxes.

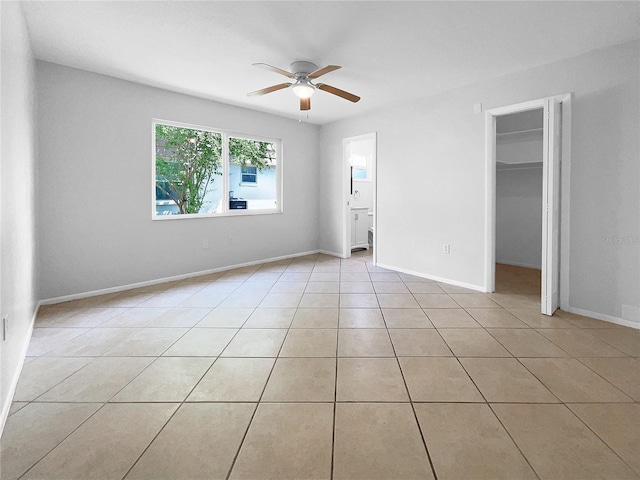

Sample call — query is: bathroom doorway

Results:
[342,132,377,262]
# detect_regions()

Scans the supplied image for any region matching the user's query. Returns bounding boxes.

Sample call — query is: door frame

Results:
[342,132,377,262]
[484,93,572,313]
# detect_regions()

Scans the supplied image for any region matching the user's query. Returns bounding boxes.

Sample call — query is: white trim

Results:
[372,134,378,266]
[0,305,37,437]
[152,209,282,220]
[151,118,283,219]
[541,99,550,313]
[484,112,496,292]
[39,250,321,306]
[566,306,640,330]
[559,97,572,310]
[486,98,548,117]
[376,263,485,292]
[318,249,345,258]
[485,97,546,297]
[342,138,351,259]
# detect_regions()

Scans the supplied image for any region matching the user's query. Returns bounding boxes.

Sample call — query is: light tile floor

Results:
[2,253,639,479]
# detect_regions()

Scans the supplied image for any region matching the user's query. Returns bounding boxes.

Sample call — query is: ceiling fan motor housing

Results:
[290,61,318,78]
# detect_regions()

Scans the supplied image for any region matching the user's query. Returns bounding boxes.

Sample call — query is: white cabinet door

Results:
[351,211,357,246]
[351,208,369,249]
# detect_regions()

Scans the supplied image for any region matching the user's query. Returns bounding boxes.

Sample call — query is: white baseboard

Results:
[496,260,542,270]
[375,262,485,292]
[40,250,321,306]
[567,306,640,330]
[2,248,323,437]
[319,249,344,258]
[0,302,38,437]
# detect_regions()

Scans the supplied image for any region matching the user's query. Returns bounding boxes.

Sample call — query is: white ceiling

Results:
[21,1,640,125]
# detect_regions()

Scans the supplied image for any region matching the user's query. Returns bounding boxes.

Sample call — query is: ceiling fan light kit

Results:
[292,81,315,99]
[248,61,360,112]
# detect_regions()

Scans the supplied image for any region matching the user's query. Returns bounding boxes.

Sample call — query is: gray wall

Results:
[496,118,543,270]
[1,2,38,428]
[319,40,639,323]
[37,62,320,300]
[496,166,543,269]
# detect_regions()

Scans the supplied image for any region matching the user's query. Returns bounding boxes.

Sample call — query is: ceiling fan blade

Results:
[252,63,295,78]
[317,84,361,103]
[300,97,311,111]
[308,65,341,79]
[247,83,291,97]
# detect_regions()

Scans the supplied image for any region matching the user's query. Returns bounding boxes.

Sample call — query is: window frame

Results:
[152,119,283,220]
[240,165,258,186]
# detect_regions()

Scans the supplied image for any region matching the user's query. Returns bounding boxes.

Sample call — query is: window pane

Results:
[352,167,367,180]
[350,153,369,181]
[229,137,277,211]
[351,153,368,168]
[241,166,257,184]
[155,124,223,215]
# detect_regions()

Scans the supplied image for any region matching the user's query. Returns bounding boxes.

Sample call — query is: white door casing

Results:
[485,94,571,316]
[542,98,562,314]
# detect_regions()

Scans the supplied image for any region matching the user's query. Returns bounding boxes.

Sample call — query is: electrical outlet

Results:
[443,244,451,254]
[2,315,7,341]
[202,239,209,249]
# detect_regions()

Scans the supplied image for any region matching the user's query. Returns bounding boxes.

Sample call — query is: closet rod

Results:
[496,127,543,137]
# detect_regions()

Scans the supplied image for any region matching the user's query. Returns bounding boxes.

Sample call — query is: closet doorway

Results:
[495,109,544,302]
[342,133,377,261]
[485,94,572,315]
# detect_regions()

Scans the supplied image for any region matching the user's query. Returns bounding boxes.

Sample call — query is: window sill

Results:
[152,208,282,221]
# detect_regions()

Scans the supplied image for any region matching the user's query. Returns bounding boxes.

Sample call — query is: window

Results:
[351,153,370,181]
[241,166,257,184]
[153,120,281,218]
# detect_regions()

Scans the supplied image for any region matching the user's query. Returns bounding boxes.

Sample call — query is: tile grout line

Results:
[534,327,628,357]
[16,402,108,480]
[115,267,279,479]
[509,329,637,399]
[510,357,639,473]
[330,265,342,480]
[120,402,183,480]
[23,356,100,404]
[446,279,548,480]
[562,402,640,475]
[380,296,440,480]
[116,316,241,476]
[224,257,306,480]
[483,320,638,480]
[486,402,543,480]
[16,254,640,478]
[454,357,545,479]
[407,275,546,480]
[573,357,638,399]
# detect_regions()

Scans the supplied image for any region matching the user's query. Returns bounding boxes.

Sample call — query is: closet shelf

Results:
[497,127,543,137]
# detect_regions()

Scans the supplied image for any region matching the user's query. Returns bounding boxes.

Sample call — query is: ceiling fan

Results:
[247,61,360,111]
